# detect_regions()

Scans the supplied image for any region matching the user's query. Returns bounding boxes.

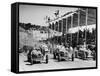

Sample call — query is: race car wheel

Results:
[92,52,96,60]
[30,57,33,65]
[58,53,61,61]
[53,53,56,59]
[72,54,74,61]
[83,52,86,60]
[45,55,48,64]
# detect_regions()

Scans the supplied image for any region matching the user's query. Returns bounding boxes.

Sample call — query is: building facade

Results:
[48,8,96,47]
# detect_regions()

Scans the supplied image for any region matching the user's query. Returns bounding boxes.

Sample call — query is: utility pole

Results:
[61,19,63,44]
[71,15,74,61]
[66,18,68,44]
[71,15,73,46]
[85,8,88,45]
[77,8,80,45]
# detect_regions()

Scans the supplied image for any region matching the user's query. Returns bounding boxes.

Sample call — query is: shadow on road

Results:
[25,61,41,65]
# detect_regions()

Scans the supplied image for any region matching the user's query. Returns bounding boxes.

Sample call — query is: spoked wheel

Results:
[92,51,96,60]
[45,55,48,64]
[53,53,56,59]
[72,54,74,61]
[58,53,61,62]
[30,57,33,65]
[83,52,86,60]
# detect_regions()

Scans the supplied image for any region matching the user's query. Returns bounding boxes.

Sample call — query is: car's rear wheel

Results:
[58,53,61,61]
[45,55,48,64]
[92,51,96,60]
[83,52,86,60]
[72,54,74,61]
[30,57,33,65]
[53,53,56,59]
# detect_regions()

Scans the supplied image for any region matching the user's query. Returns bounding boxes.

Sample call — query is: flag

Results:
[44,16,50,22]
[54,10,59,17]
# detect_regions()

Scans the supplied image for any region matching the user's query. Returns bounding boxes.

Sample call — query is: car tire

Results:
[53,53,56,59]
[58,53,61,61]
[30,56,33,65]
[83,52,86,60]
[91,51,95,60]
[45,55,48,64]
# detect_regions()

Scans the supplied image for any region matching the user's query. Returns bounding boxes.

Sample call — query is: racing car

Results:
[27,46,49,65]
[53,44,74,61]
[77,45,96,60]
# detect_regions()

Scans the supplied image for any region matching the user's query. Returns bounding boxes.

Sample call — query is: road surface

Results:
[19,53,96,71]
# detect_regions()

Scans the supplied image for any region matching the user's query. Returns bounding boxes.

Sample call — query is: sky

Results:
[19,4,78,26]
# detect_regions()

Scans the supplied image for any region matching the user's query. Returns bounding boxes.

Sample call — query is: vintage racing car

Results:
[27,46,49,65]
[53,44,74,61]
